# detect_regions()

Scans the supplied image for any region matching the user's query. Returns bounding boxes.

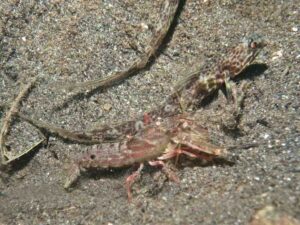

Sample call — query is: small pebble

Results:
[102,103,112,111]
[271,50,283,61]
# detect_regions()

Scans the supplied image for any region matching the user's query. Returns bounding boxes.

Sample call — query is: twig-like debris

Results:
[0,77,37,164]
[2,139,45,165]
[57,0,179,92]
[17,112,103,144]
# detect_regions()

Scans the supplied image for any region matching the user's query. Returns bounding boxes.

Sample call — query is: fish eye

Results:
[250,41,257,49]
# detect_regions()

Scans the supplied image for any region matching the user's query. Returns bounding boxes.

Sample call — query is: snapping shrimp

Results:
[64,36,266,200]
